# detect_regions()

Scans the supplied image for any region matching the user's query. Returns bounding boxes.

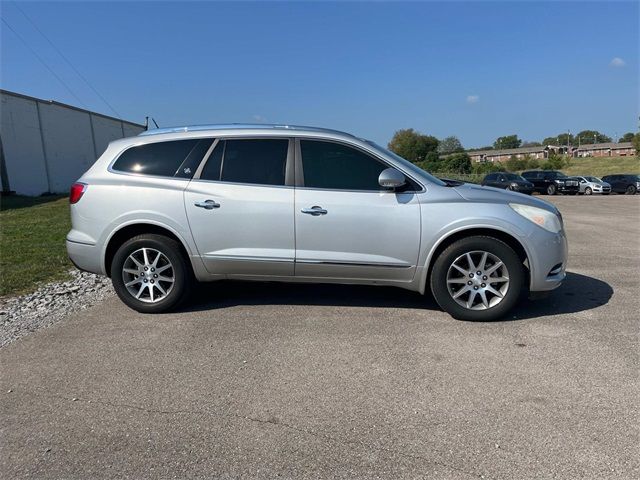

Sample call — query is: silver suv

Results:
[67,125,568,321]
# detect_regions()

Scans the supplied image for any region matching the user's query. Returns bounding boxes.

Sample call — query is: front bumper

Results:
[527,229,568,292]
[558,184,579,194]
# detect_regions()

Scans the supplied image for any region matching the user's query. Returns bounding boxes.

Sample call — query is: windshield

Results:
[554,172,567,178]
[365,141,447,186]
[503,173,524,181]
[585,176,601,182]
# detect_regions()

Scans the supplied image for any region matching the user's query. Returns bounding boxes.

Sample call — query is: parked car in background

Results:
[66,124,568,322]
[521,170,580,195]
[481,172,534,194]
[572,176,611,195]
[601,174,640,195]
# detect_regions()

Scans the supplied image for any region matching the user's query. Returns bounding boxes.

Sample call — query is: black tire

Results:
[111,234,193,313]
[625,185,637,195]
[430,236,526,321]
[584,187,592,195]
[546,184,557,195]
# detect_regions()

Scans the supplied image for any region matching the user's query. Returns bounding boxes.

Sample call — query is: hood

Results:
[452,183,558,213]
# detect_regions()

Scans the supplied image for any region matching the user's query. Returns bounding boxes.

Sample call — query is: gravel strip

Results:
[0,270,113,348]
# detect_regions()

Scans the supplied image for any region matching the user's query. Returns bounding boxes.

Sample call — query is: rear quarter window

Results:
[112,139,213,178]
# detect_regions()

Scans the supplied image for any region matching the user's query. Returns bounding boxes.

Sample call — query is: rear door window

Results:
[199,139,289,186]
[112,139,213,178]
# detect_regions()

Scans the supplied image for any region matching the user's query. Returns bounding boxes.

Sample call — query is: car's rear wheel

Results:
[546,184,557,195]
[625,185,637,195]
[430,236,525,321]
[111,234,192,313]
[584,187,592,195]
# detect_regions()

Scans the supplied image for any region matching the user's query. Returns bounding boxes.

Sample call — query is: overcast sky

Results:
[1,1,638,147]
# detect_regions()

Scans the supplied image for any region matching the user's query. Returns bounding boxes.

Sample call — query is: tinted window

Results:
[522,171,536,179]
[220,139,288,186]
[485,173,496,181]
[175,139,214,178]
[301,140,386,190]
[113,139,205,177]
[200,140,225,181]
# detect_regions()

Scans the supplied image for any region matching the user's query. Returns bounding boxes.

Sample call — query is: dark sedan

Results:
[481,172,534,194]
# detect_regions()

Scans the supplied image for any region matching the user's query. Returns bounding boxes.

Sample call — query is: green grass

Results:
[562,156,640,177]
[0,195,72,297]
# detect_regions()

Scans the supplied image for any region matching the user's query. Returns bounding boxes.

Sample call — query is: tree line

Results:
[387,128,640,174]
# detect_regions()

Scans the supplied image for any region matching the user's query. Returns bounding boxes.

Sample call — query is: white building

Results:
[0,89,145,195]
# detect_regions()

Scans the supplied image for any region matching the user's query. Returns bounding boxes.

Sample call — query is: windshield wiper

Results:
[439,177,464,187]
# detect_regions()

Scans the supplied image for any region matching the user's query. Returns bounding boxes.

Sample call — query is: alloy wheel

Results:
[122,247,175,303]
[446,250,510,310]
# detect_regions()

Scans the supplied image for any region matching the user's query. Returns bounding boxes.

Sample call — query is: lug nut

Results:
[151,268,155,272]
[476,271,482,275]
[481,283,486,287]
[143,279,148,283]
[474,286,479,290]
[469,273,474,278]
[482,276,487,280]
[467,281,473,285]
[154,274,158,278]
[150,280,154,284]
[144,267,148,271]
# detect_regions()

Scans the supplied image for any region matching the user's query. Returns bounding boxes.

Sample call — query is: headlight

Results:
[510,203,563,233]
[510,182,519,188]
[554,179,563,184]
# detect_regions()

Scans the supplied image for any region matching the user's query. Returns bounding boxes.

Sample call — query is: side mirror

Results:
[378,168,406,189]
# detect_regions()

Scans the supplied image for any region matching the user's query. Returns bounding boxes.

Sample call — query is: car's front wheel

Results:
[546,184,557,195]
[111,234,192,313]
[626,185,637,195]
[584,187,592,195]
[430,236,525,321]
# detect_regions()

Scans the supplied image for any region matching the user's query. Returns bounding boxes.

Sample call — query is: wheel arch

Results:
[103,223,193,278]
[421,227,531,294]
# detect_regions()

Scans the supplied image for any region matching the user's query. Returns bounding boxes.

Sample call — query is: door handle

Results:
[301,206,327,216]
[194,199,220,210]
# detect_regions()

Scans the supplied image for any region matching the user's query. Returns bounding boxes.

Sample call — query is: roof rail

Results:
[139,123,356,138]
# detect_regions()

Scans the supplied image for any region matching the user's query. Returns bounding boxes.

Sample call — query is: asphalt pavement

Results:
[1,195,638,479]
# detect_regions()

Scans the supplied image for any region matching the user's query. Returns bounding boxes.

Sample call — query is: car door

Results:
[496,174,507,188]
[294,138,421,282]
[184,137,295,276]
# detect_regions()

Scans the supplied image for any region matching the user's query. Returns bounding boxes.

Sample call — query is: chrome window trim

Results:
[296,259,413,268]
[294,137,426,193]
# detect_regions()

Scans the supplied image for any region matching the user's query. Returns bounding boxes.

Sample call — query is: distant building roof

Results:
[467,145,556,156]
[575,142,633,151]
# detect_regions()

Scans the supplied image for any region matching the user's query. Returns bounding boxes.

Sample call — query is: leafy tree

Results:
[418,151,443,172]
[542,153,568,170]
[521,141,542,147]
[542,133,574,146]
[619,132,635,143]
[388,129,439,163]
[632,133,640,155]
[437,136,464,154]
[526,158,541,169]
[472,162,504,174]
[575,130,611,145]
[494,135,522,149]
[505,155,527,172]
[444,152,472,174]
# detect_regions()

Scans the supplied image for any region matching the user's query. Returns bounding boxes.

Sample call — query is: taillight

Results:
[69,182,87,204]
